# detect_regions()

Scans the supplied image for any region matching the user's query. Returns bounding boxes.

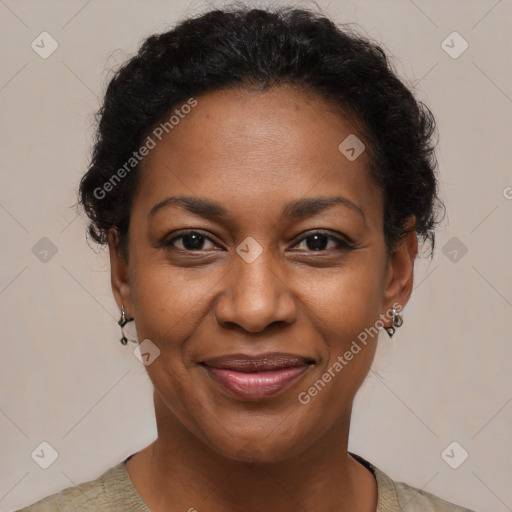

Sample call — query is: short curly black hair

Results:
[78,3,443,261]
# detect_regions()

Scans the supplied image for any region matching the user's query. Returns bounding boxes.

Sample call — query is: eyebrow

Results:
[148,195,365,222]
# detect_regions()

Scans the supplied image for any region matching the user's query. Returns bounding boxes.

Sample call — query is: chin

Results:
[203,429,312,465]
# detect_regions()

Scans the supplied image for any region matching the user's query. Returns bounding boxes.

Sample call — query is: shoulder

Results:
[349,452,477,512]
[393,480,477,512]
[14,460,148,512]
[15,470,109,511]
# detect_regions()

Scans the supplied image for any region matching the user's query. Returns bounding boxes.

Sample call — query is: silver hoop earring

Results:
[118,305,136,345]
[384,308,403,338]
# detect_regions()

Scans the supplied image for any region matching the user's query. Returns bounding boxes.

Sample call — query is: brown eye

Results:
[165,231,217,251]
[293,231,353,252]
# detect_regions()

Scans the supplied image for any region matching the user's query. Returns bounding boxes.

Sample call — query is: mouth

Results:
[199,353,315,400]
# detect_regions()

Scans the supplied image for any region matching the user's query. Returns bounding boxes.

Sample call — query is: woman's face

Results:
[110,85,416,463]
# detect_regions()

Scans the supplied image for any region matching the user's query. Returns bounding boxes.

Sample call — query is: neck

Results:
[128,391,377,512]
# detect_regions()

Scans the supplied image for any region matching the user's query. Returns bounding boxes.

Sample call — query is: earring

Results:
[384,307,403,338]
[118,305,135,345]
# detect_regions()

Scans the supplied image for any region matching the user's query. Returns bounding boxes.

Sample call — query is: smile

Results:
[199,352,314,400]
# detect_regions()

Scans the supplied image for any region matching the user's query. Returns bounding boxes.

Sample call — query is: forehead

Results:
[134,85,383,229]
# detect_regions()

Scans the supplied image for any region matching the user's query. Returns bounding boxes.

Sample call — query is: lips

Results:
[200,353,314,400]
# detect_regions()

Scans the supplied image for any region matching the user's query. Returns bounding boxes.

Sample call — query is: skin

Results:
[108,85,418,512]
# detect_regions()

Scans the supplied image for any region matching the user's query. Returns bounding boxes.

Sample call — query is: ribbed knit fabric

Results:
[16,452,476,511]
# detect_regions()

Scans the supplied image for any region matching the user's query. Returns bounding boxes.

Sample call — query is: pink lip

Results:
[200,352,314,400]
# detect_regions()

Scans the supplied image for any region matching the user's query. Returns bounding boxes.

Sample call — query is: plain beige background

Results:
[1,0,511,511]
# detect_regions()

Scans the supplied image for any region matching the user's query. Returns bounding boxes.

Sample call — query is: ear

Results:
[381,216,418,318]
[108,228,133,317]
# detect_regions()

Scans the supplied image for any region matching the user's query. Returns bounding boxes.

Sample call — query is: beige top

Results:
[16,452,476,511]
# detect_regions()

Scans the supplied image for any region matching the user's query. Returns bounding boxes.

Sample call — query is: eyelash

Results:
[163,229,354,253]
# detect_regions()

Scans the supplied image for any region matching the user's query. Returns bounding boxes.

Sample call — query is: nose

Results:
[213,249,297,333]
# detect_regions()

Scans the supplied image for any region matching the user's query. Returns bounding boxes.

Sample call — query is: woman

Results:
[18,4,477,511]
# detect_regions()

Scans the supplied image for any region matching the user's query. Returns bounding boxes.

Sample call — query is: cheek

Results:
[125,248,386,456]
[299,259,383,391]
[304,259,385,343]
[131,248,386,355]
[130,259,207,343]
[129,264,199,412]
